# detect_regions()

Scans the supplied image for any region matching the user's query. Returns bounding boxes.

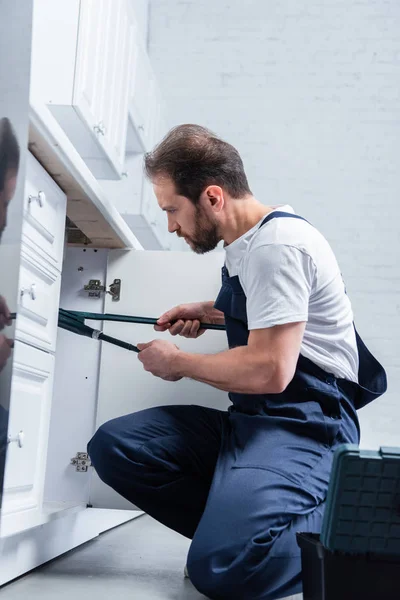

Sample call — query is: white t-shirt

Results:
[224,204,359,382]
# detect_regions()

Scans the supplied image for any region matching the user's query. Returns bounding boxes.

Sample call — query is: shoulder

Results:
[248,210,327,260]
[241,243,317,283]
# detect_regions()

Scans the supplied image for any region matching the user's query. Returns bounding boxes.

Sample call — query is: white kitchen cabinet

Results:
[91,249,229,508]
[0,243,228,584]
[23,153,67,269]
[15,152,67,352]
[1,343,54,526]
[138,178,171,249]
[44,248,228,513]
[126,37,163,154]
[15,243,62,353]
[1,0,200,585]
[30,0,135,180]
[2,152,67,535]
[101,156,180,251]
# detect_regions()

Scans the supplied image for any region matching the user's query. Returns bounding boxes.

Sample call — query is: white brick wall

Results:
[148,0,400,449]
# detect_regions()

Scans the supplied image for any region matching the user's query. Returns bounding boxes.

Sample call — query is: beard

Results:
[184,205,220,254]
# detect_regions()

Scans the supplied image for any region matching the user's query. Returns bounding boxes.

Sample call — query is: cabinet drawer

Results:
[23,152,67,270]
[15,244,61,353]
[2,343,54,515]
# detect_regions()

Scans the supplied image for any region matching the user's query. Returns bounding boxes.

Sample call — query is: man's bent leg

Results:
[88,404,228,539]
[187,402,358,599]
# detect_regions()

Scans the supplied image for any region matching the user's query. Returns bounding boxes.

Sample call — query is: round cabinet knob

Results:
[21,283,36,301]
[7,430,25,448]
[28,191,45,208]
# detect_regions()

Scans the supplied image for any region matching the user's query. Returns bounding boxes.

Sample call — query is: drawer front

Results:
[2,342,54,515]
[23,152,67,270]
[15,244,61,353]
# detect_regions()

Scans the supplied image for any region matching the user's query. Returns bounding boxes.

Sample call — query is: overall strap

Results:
[259,211,309,228]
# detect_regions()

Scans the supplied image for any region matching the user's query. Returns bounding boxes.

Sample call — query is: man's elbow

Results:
[256,364,295,395]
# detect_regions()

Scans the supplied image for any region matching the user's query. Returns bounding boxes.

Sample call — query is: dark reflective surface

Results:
[0,0,33,518]
[0,117,20,497]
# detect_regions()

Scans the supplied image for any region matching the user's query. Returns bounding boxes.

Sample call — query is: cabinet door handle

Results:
[94,121,106,136]
[28,191,45,208]
[7,431,25,448]
[138,124,144,132]
[21,283,36,301]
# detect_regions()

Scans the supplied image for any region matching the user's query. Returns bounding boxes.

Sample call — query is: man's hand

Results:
[137,339,182,381]
[0,295,12,330]
[0,334,13,371]
[155,301,224,339]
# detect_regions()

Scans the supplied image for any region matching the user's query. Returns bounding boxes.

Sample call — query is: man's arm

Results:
[174,321,306,394]
[202,301,225,325]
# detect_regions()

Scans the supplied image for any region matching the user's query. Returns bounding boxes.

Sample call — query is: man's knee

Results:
[87,419,122,484]
[187,533,302,600]
[186,542,263,600]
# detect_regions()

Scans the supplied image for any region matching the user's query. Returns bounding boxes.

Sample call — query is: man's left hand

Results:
[137,339,182,382]
[0,296,12,330]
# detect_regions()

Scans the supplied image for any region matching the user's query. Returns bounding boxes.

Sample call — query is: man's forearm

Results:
[174,346,281,394]
[204,301,225,325]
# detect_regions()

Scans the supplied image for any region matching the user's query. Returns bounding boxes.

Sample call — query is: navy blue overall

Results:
[88,211,387,600]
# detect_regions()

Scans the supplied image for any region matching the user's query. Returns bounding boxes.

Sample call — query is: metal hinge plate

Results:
[70,452,92,472]
[84,278,121,301]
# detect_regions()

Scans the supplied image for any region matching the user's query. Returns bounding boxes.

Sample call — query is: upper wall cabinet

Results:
[126,38,163,154]
[30,0,135,180]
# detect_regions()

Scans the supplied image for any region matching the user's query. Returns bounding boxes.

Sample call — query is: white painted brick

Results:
[148,0,400,449]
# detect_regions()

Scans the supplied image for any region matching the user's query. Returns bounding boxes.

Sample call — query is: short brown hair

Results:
[144,124,252,204]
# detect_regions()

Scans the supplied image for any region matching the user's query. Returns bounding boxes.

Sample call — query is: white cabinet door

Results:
[91,249,229,508]
[71,0,105,138]
[2,343,54,521]
[73,0,134,178]
[126,37,160,153]
[103,0,134,163]
[31,0,135,179]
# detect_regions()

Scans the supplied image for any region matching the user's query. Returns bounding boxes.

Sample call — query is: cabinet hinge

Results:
[84,278,121,301]
[70,452,92,472]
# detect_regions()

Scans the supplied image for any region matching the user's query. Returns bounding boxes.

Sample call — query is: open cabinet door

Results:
[91,249,230,508]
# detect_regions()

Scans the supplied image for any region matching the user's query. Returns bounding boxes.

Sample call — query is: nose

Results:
[167,214,179,234]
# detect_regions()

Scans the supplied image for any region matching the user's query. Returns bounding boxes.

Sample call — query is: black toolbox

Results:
[296,444,400,599]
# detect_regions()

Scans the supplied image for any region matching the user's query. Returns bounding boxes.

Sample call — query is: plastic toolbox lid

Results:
[320,444,400,555]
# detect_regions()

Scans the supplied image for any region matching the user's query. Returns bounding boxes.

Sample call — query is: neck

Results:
[222,196,274,245]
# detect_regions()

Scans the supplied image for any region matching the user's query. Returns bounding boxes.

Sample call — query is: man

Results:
[0,117,19,372]
[0,117,19,243]
[0,295,12,373]
[88,125,386,599]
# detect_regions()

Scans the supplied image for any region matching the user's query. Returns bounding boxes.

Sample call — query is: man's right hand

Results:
[155,301,225,339]
[0,334,13,371]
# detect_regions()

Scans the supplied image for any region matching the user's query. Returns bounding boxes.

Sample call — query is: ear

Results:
[203,185,224,212]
